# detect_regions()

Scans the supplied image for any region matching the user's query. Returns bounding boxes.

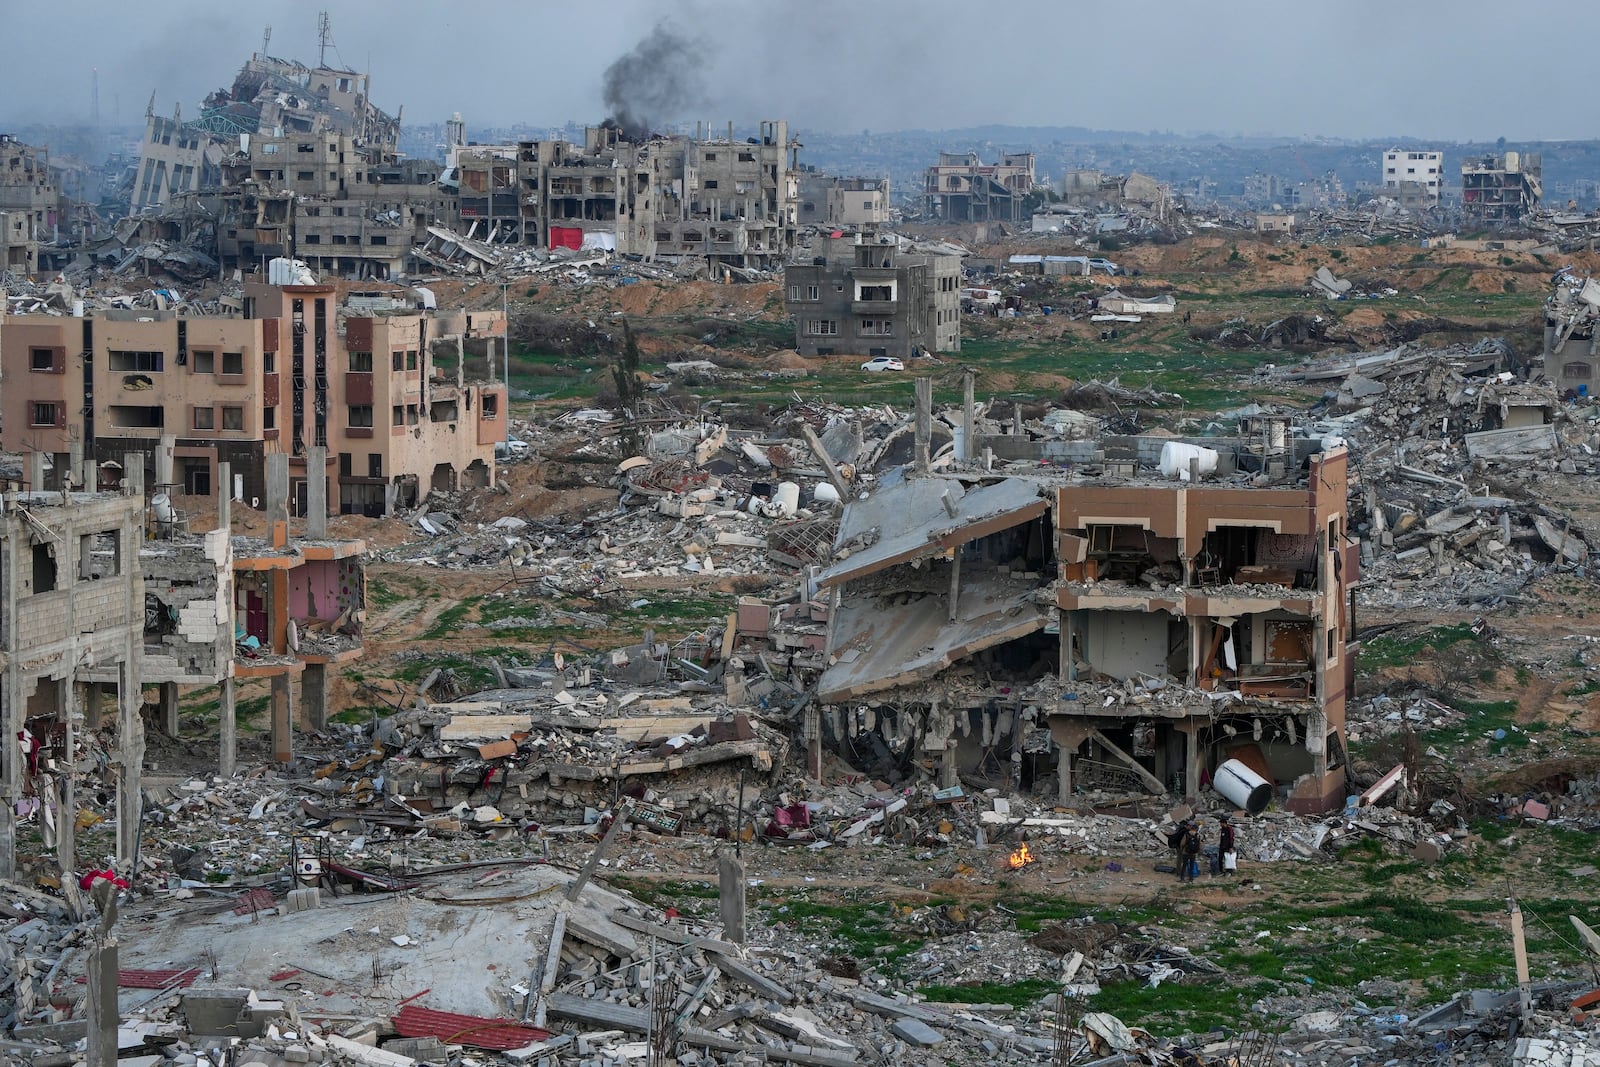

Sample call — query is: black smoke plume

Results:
[601,21,705,140]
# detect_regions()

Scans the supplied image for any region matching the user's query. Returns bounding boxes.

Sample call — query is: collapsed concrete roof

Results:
[815,476,1048,588]
[817,569,1049,702]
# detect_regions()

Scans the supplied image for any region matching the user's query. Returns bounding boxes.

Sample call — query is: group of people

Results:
[1168,814,1237,882]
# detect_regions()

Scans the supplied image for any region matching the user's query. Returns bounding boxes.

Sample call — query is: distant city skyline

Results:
[0,0,1588,144]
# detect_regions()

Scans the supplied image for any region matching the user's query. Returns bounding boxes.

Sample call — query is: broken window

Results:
[1565,361,1592,380]
[338,453,352,476]
[108,350,163,372]
[30,347,55,372]
[349,351,373,372]
[32,542,56,593]
[368,454,383,477]
[264,407,276,430]
[482,394,498,420]
[193,406,214,430]
[392,404,404,425]
[806,320,838,336]
[222,406,244,431]
[223,352,244,375]
[392,351,403,371]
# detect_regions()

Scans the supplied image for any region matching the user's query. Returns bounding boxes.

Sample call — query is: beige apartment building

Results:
[1,285,506,515]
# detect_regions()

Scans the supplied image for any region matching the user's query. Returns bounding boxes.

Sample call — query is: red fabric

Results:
[79,869,128,891]
[393,1004,551,1051]
[549,227,583,250]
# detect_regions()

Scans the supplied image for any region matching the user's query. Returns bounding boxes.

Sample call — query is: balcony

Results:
[852,299,898,315]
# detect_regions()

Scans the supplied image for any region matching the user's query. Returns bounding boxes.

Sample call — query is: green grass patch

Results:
[1089,978,1279,1035]
[919,979,1057,1009]
[1359,623,1479,670]
[423,599,476,640]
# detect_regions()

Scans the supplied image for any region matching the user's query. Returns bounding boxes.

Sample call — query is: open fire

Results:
[1008,842,1035,869]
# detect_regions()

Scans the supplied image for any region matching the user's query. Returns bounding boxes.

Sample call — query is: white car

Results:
[495,435,530,460]
[860,356,905,372]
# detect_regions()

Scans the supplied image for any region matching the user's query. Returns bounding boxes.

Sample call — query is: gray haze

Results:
[0,0,1583,141]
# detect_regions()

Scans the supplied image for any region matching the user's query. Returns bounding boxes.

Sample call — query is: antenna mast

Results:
[317,12,331,67]
[262,24,271,57]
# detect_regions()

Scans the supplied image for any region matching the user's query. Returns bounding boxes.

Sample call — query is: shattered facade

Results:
[1053,442,1356,814]
[784,231,961,358]
[131,106,220,215]
[0,134,58,264]
[924,150,1035,222]
[1462,151,1542,225]
[797,173,891,227]
[0,475,146,880]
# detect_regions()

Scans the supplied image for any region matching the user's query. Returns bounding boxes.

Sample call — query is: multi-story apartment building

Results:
[783,231,961,358]
[0,285,506,515]
[1381,148,1444,207]
[924,151,1035,222]
[1462,152,1542,225]
[812,420,1356,814]
[131,105,220,214]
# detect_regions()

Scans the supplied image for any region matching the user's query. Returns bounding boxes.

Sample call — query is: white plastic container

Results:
[813,483,841,506]
[1213,758,1272,815]
[773,481,800,518]
[1159,442,1219,482]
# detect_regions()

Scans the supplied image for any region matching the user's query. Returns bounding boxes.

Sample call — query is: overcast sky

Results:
[0,0,1580,142]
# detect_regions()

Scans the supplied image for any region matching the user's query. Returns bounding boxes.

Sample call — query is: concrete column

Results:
[217,461,232,532]
[271,672,293,764]
[154,434,176,489]
[85,683,102,730]
[301,662,328,732]
[219,677,237,778]
[265,454,289,545]
[0,531,19,880]
[69,439,84,488]
[123,452,144,497]
[86,938,118,1067]
[159,681,180,737]
[961,369,975,462]
[28,450,45,490]
[115,659,144,871]
[1057,743,1073,801]
[913,377,932,474]
[718,851,746,945]
[307,445,327,538]
[1183,721,1201,802]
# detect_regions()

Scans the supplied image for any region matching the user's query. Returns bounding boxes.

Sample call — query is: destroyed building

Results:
[923,150,1035,222]
[133,44,400,217]
[1544,267,1600,398]
[797,172,891,227]
[130,104,221,215]
[0,134,59,271]
[1462,151,1542,225]
[783,231,961,358]
[0,280,507,515]
[812,406,1356,814]
[0,458,147,881]
[233,452,366,764]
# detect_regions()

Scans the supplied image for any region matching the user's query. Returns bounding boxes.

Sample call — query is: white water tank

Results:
[1213,758,1273,815]
[1159,442,1219,482]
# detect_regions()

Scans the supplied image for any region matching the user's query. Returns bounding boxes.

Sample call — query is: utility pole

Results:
[261,24,271,58]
